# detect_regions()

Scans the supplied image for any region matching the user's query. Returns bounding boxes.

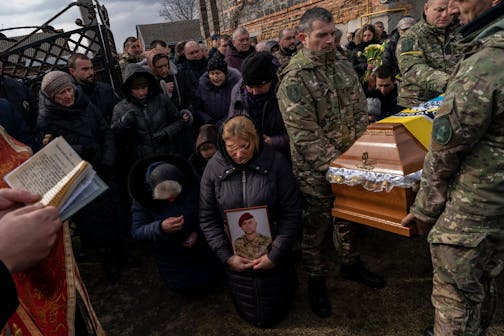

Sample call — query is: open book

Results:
[3,136,108,220]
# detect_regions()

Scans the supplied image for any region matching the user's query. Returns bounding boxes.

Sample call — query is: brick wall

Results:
[199,0,423,42]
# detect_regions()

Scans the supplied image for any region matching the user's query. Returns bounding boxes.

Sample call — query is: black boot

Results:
[341,258,384,288]
[308,276,332,318]
[424,326,434,336]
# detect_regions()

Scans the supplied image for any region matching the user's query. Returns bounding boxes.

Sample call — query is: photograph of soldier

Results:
[232,212,272,259]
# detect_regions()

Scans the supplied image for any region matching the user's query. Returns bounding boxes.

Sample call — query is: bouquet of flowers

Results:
[358,42,385,84]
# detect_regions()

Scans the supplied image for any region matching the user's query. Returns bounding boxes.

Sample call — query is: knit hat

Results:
[238,212,254,227]
[41,70,73,99]
[147,163,186,200]
[211,33,220,41]
[207,56,228,74]
[395,16,416,31]
[241,52,274,86]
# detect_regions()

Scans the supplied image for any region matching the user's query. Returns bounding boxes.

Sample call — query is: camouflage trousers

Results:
[430,232,504,336]
[302,195,359,276]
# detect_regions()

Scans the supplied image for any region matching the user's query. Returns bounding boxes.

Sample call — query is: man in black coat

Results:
[68,53,120,125]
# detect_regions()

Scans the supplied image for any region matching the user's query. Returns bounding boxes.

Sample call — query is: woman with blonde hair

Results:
[199,116,301,328]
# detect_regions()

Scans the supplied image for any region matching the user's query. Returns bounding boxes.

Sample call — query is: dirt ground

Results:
[79,227,504,336]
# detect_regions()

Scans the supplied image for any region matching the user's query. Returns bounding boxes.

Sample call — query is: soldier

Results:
[402,1,504,335]
[396,0,460,107]
[119,36,145,78]
[234,213,271,260]
[274,28,297,67]
[277,7,384,318]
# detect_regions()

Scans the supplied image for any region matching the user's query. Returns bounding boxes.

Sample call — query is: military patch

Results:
[286,84,301,103]
[401,38,414,52]
[432,116,452,145]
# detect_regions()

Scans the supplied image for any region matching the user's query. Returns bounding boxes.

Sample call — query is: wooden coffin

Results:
[330,123,427,236]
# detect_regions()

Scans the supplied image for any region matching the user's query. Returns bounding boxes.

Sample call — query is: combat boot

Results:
[308,276,331,318]
[341,257,384,288]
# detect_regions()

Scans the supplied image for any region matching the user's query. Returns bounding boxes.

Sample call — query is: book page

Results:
[4,137,82,196]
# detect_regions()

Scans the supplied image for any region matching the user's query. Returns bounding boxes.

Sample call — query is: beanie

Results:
[41,70,73,99]
[147,163,186,200]
[241,51,274,86]
[395,16,416,31]
[238,212,254,226]
[207,56,228,74]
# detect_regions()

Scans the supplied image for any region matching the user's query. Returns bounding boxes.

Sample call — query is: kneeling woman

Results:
[199,116,301,327]
[129,155,222,294]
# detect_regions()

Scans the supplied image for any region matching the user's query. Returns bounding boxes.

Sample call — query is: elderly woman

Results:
[37,70,121,281]
[199,116,301,328]
[191,56,241,128]
[128,154,222,294]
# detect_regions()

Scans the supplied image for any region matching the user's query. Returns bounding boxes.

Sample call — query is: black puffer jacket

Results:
[199,140,301,327]
[192,67,241,128]
[37,88,115,169]
[0,75,38,131]
[111,64,193,160]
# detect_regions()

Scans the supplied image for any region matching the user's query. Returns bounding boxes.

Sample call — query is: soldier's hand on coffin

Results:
[252,254,275,270]
[226,255,254,272]
[401,213,433,236]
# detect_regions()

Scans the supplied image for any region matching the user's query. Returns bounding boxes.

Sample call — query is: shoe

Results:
[424,326,434,336]
[308,276,332,318]
[341,258,385,289]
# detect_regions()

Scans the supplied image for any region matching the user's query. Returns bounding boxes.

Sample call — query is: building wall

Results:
[199,0,424,42]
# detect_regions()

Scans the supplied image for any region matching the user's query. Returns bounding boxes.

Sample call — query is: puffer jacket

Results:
[199,139,301,327]
[192,67,241,128]
[37,87,115,169]
[111,64,193,160]
[129,154,222,292]
[228,79,290,158]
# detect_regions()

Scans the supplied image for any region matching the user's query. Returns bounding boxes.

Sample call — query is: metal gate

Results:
[0,1,122,93]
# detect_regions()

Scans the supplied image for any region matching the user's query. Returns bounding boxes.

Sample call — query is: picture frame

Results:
[224,205,272,259]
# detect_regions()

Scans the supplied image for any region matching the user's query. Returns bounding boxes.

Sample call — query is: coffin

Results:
[328,97,442,236]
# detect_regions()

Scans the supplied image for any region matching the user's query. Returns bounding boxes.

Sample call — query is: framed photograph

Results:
[224,205,272,259]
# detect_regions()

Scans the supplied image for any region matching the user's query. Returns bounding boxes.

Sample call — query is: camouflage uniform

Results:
[277,48,368,275]
[396,17,460,107]
[234,234,272,259]
[119,53,144,78]
[274,47,296,69]
[410,8,504,335]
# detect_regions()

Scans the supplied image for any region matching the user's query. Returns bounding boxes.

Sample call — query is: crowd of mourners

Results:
[1,0,504,335]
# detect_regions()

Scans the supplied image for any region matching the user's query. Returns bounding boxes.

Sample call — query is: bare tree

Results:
[159,0,199,21]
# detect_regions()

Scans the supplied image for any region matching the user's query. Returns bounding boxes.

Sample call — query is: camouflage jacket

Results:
[234,233,271,259]
[396,17,461,107]
[277,48,368,198]
[411,11,504,246]
[274,47,295,68]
